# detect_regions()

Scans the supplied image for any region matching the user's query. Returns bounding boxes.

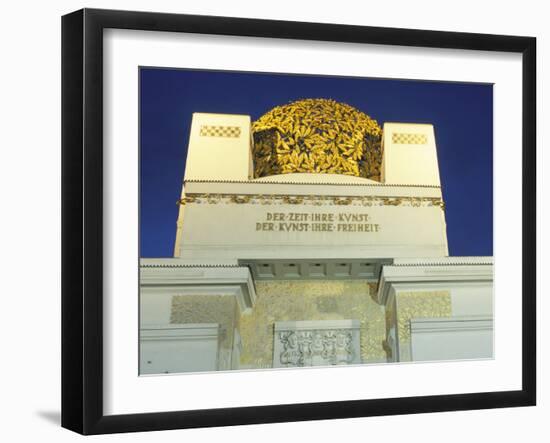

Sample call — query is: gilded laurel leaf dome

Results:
[252,98,383,181]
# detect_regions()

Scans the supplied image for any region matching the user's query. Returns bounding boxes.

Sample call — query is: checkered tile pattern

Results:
[200,125,241,138]
[392,133,428,145]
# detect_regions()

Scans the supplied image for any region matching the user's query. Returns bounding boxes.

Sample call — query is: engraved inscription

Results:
[255,212,380,233]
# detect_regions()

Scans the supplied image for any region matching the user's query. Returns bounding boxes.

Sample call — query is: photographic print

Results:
[139,67,494,374]
[62,10,535,433]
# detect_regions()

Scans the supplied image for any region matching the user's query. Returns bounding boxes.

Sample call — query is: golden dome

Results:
[252,98,383,181]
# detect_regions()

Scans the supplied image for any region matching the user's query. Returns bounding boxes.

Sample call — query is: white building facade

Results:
[140,100,493,374]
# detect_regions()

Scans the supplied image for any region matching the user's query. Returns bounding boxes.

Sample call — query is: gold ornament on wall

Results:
[252,99,383,181]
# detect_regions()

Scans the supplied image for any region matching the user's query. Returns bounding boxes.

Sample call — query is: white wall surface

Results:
[0,1,546,442]
[410,316,494,361]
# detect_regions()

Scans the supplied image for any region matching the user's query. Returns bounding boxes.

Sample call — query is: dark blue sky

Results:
[140,68,493,258]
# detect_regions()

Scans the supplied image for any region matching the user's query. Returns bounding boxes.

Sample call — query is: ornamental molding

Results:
[184,179,441,189]
[391,261,494,267]
[276,330,355,367]
[178,193,445,209]
[140,324,220,341]
[409,316,493,334]
[141,263,240,268]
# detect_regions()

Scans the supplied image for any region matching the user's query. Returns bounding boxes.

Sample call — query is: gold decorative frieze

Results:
[229,194,251,204]
[185,179,441,189]
[252,99,383,181]
[282,195,304,205]
[391,133,428,145]
[178,193,445,209]
[200,125,241,138]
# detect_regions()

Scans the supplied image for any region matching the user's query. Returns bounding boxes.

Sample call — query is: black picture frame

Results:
[61,8,536,435]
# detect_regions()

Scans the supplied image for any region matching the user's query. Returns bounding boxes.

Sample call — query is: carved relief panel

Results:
[273,320,361,368]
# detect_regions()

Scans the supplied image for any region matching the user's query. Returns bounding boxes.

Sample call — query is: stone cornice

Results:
[140,265,256,312]
[184,179,441,189]
[391,258,493,267]
[141,263,240,268]
[376,260,494,305]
